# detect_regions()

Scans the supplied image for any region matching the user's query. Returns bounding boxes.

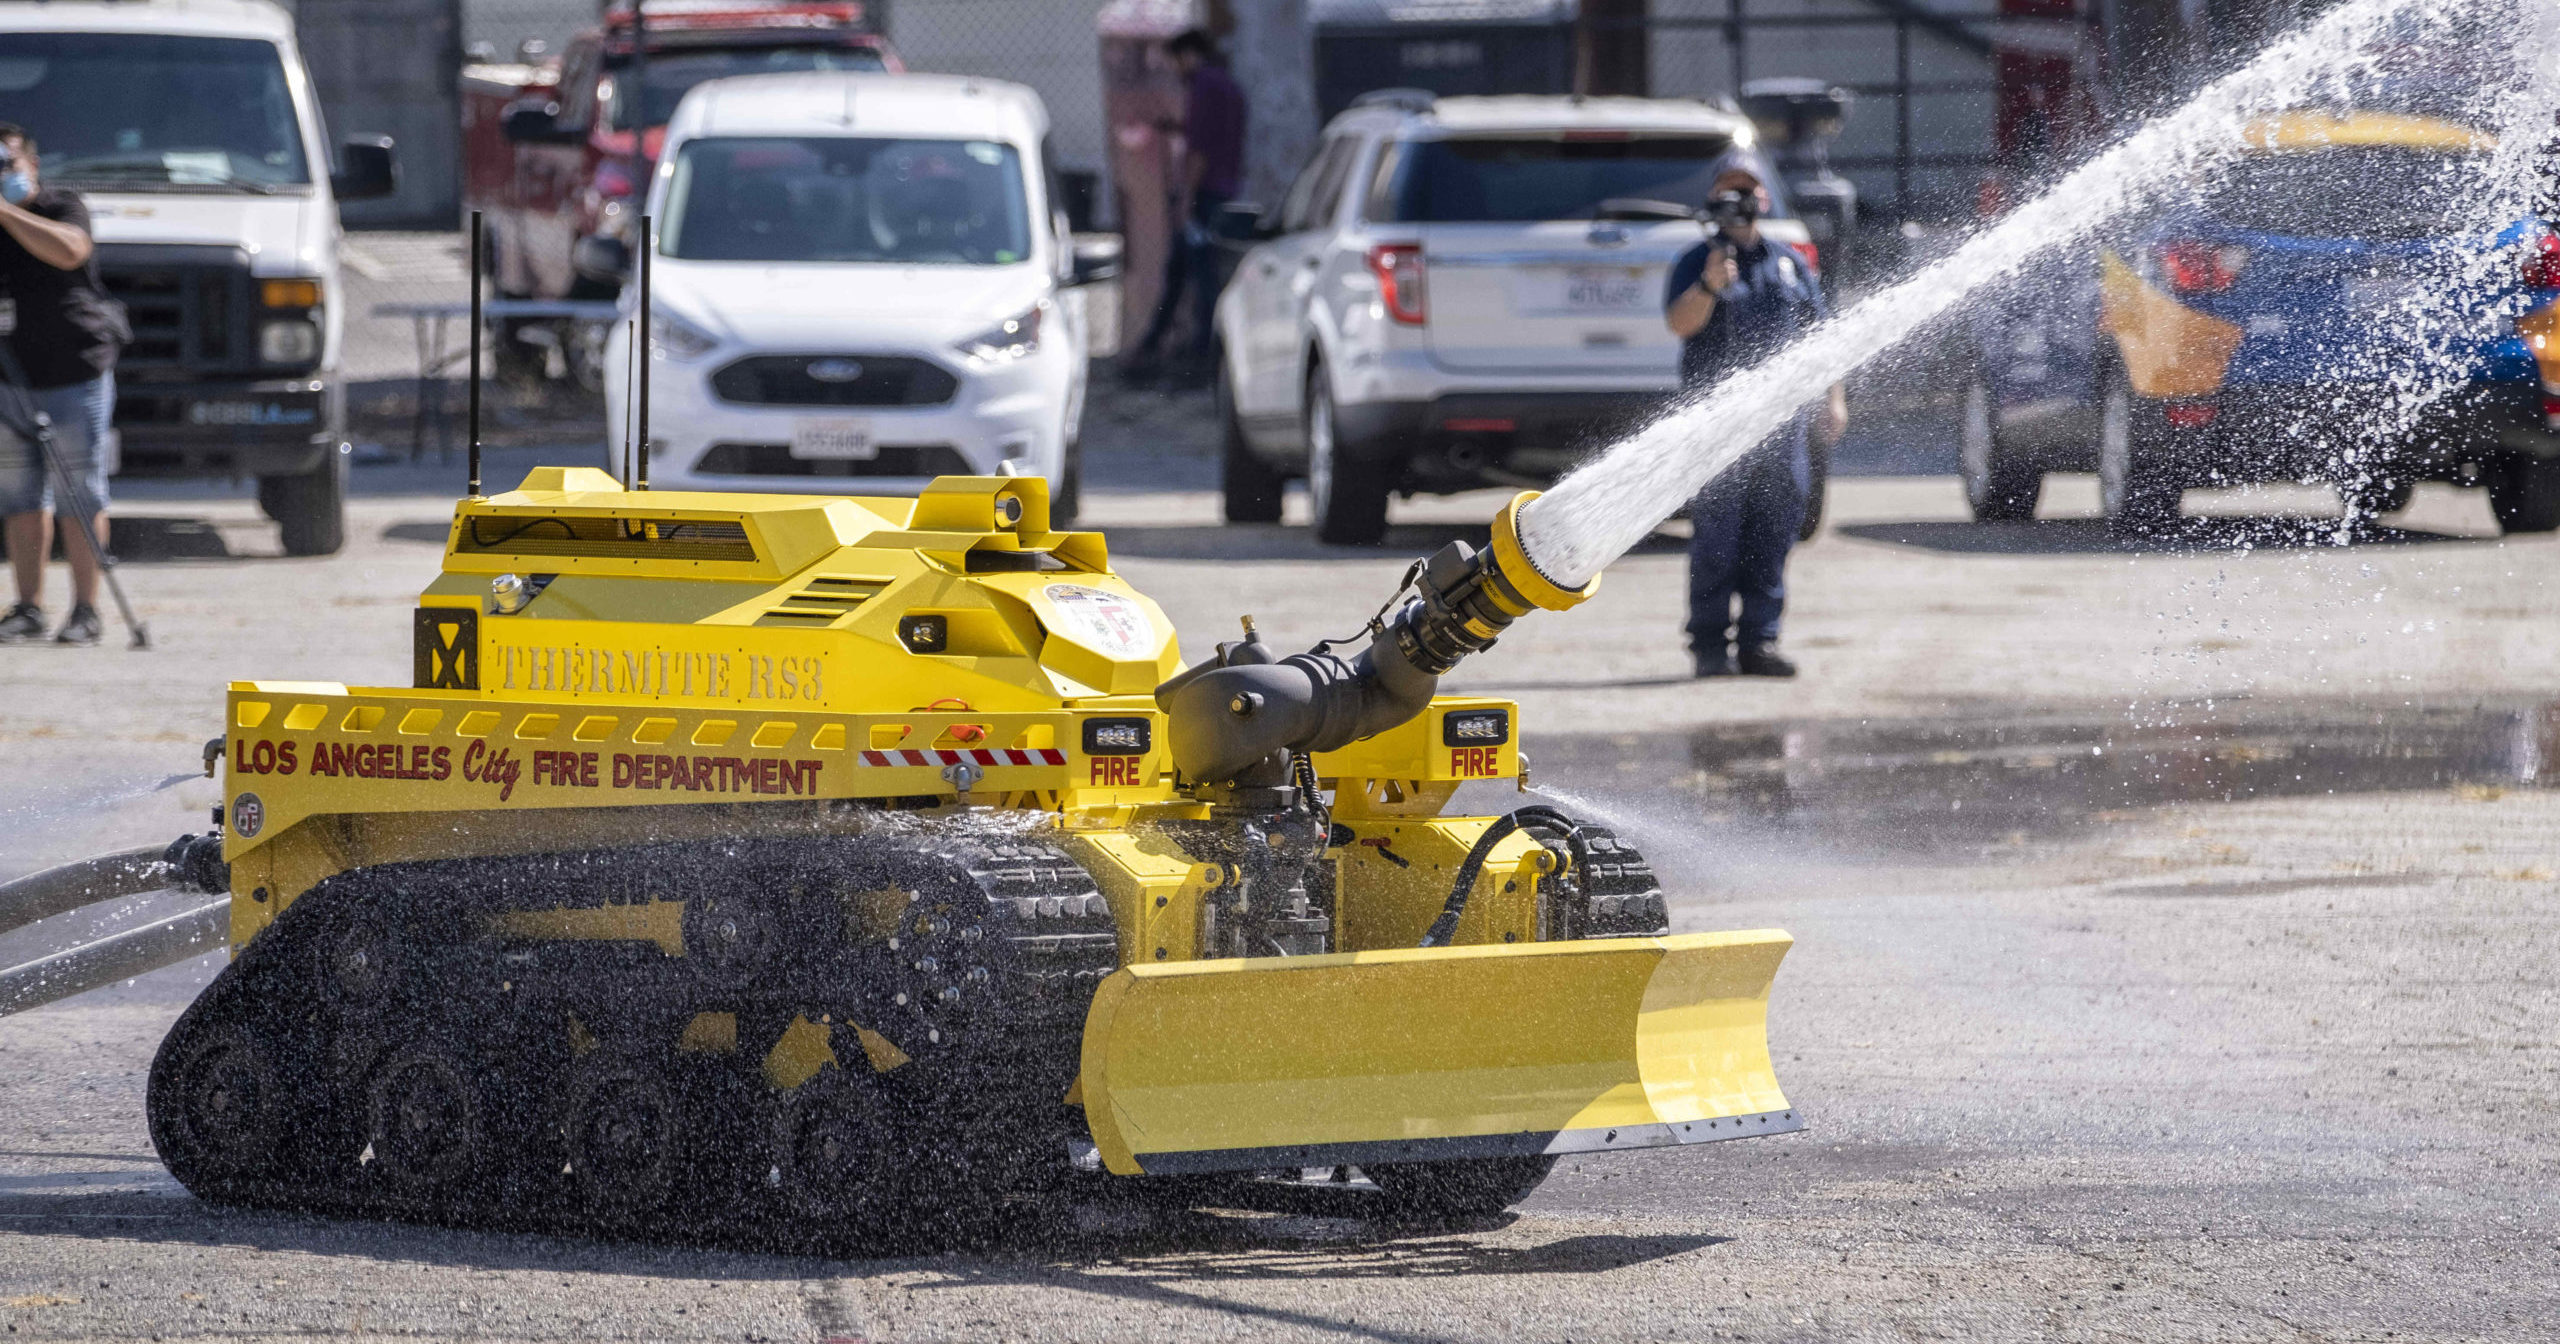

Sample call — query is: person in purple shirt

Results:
[1132,28,1248,373]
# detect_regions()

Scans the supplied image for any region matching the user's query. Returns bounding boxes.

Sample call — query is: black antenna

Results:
[636,213,652,489]
[620,319,635,488]
[467,209,484,498]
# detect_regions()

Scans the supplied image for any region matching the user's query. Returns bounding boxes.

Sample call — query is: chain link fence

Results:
[331,1,1184,452]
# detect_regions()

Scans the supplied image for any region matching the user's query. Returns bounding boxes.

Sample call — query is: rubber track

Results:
[144,832,1116,1239]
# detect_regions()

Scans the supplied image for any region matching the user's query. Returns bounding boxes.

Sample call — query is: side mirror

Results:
[1218,200,1277,241]
[501,99,575,144]
[573,234,633,284]
[1056,169,1101,235]
[331,136,397,202]
[1068,235,1122,286]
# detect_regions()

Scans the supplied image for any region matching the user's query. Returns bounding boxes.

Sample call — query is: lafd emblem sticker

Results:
[231,792,265,839]
[1041,584,1156,659]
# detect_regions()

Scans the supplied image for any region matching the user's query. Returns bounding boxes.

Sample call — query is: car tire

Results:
[2097,372,2180,536]
[1960,374,2042,522]
[2340,471,2415,521]
[1305,363,1389,546]
[262,449,348,557]
[1218,358,1284,524]
[2486,453,2560,533]
[1052,436,1084,526]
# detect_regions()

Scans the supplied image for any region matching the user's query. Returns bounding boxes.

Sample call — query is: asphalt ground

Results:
[0,385,2556,1339]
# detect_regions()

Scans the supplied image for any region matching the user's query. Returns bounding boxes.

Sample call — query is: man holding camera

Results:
[1664,161,1847,678]
[0,122,120,646]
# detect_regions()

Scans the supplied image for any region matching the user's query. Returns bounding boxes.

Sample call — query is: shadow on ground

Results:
[0,515,248,564]
[0,1182,1723,1311]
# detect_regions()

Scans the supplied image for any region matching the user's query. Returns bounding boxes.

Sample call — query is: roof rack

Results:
[1351,88,1437,113]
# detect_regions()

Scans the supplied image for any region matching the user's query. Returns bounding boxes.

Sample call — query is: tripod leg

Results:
[34,417,148,649]
[0,358,149,650]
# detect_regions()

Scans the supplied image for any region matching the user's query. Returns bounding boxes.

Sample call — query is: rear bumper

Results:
[1334,390,1669,491]
[111,377,343,479]
[2156,380,2541,482]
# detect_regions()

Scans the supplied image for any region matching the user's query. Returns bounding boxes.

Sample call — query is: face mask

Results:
[0,172,31,205]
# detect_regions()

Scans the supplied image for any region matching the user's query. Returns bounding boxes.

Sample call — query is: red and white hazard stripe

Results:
[856,748,1068,768]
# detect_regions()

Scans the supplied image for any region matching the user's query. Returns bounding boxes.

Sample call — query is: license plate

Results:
[790,419,875,460]
[2346,276,2421,312]
[1561,266,1648,311]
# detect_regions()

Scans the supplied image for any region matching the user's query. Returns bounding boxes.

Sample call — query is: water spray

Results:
[1167,0,2560,789]
[1515,0,2560,587]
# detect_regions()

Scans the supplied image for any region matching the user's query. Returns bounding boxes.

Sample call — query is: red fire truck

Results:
[462,2,899,312]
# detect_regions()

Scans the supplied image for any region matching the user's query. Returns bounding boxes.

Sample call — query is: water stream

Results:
[1515,0,2560,586]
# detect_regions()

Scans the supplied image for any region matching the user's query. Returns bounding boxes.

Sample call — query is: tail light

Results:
[593,158,639,200]
[1788,241,1821,274]
[2158,239,2248,294]
[2524,232,2560,290]
[2542,388,2560,429]
[1367,244,1427,325]
[2163,398,2220,429]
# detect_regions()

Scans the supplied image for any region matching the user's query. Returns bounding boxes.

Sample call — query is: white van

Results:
[0,0,396,554]
[601,73,1111,516]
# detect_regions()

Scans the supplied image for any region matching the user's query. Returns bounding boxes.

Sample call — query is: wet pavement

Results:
[4,461,2559,1339]
[1532,698,2560,855]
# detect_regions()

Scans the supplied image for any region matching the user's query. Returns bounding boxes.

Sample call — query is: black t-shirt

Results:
[1664,236,1826,388]
[1,187,122,389]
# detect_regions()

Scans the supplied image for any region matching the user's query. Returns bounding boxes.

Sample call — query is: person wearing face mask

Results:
[0,122,123,646]
[1663,159,1846,679]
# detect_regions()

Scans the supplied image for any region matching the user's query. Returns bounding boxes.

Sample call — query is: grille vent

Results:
[758,575,890,627]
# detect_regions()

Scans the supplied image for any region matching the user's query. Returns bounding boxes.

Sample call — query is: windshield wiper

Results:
[52,158,290,195]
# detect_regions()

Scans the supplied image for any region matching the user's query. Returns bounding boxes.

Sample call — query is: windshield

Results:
[662,136,1032,266]
[2199,145,2480,241]
[1377,135,1752,224]
[605,47,889,130]
[0,35,309,191]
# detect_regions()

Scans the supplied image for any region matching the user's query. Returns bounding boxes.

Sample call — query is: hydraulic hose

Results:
[0,845,173,938]
[0,898,229,1019]
[1416,805,1584,948]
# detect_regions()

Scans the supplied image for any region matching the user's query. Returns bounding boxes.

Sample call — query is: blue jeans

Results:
[1687,412,1810,652]
[0,371,114,517]
[1136,190,1231,360]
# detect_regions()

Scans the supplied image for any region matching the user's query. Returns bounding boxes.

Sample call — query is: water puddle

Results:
[1531,700,2560,854]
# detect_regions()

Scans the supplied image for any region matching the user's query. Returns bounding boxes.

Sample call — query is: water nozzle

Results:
[1158,493,1597,785]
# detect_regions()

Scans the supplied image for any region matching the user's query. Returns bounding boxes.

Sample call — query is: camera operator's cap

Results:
[1706,153,1771,199]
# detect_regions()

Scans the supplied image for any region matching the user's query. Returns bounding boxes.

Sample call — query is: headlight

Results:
[954,302,1045,364]
[649,309,720,362]
[257,319,320,364]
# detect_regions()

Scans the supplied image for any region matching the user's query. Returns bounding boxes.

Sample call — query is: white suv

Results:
[1215,92,1810,544]
[604,73,1108,514]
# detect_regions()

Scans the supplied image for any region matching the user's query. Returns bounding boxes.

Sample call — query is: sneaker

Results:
[1693,646,1737,678]
[1736,642,1798,678]
[52,603,101,647]
[0,602,44,644]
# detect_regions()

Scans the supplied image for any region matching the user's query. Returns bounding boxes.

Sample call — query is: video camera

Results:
[1703,188,1761,238]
